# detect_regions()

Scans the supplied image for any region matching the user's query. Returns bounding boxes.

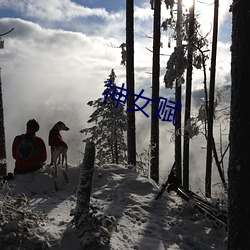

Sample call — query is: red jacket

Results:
[12,131,47,171]
[48,128,68,149]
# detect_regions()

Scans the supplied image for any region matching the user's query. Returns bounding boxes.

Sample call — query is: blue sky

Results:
[0,0,152,36]
[74,0,126,12]
[0,0,232,185]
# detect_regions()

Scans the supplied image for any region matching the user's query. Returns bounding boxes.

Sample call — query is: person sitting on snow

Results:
[12,119,47,175]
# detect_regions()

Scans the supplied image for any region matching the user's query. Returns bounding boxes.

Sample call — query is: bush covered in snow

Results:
[0,180,53,250]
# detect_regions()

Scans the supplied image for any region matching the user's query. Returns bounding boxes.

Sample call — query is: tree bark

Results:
[150,0,161,184]
[74,142,95,227]
[175,0,183,183]
[0,69,7,177]
[183,0,195,190]
[205,0,219,198]
[126,0,136,166]
[228,0,250,248]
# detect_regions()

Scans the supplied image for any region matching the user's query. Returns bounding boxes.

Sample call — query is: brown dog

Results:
[48,121,69,176]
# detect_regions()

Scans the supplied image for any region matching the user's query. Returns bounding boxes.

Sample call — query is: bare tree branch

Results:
[0,28,14,37]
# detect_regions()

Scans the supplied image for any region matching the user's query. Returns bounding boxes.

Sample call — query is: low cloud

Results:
[0,0,232,193]
[0,17,125,170]
[0,0,109,21]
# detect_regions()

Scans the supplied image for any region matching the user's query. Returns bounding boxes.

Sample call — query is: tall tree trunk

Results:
[205,0,219,197]
[150,0,161,184]
[175,0,183,183]
[114,140,118,164]
[183,0,195,190]
[228,0,250,248]
[114,111,119,164]
[0,69,7,177]
[0,30,13,177]
[126,0,136,166]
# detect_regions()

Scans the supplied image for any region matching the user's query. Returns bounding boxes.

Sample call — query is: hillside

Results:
[0,164,227,250]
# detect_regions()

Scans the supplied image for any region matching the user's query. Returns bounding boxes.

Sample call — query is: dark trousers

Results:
[14,165,43,175]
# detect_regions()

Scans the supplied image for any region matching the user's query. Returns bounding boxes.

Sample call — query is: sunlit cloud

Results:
[195,0,231,38]
[0,17,126,169]
[0,0,232,190]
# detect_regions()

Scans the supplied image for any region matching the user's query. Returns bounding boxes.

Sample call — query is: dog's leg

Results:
[54,163,58,177]
[61,149,68,171]
[57,154,61,164]
[50,147,54,165]
[61,150,69,183]
[65,152,68,171]
[52,149,60,177]
[61,152,65,166]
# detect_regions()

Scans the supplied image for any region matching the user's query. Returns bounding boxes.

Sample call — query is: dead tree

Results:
[205,0,219,198]
[74,142,96,225]
[74,142,116,248]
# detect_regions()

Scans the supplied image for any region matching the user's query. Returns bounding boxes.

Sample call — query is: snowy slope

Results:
[1,164,227,250]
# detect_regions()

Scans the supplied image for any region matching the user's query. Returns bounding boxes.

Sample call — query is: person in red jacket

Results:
[12,119,47,174]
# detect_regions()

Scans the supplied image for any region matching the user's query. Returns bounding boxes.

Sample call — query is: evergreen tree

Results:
[183,0,195,190]
[163,1,210,187]
[80,69,127,166]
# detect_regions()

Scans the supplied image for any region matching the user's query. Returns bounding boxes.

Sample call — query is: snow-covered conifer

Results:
[80,69,127,165]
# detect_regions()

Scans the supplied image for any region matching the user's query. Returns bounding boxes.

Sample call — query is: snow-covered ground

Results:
[1,164,227,250]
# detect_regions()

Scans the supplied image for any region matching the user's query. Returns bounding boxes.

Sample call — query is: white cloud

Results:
[0,17,126,170]
[195,0,232,38]
[134,4,153,21]
[0,0,109,21]
[0,0,232,184]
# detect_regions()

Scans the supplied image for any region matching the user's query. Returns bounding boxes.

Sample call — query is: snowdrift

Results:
[0,164,227,250]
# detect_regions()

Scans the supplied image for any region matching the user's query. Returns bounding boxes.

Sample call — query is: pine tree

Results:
[183,0,195,190]
[163,1,210,188]
[80,69,127,166]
